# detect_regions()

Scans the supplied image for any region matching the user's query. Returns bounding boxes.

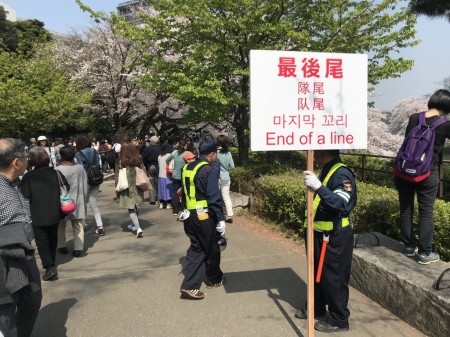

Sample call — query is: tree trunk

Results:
[234,103,250,165]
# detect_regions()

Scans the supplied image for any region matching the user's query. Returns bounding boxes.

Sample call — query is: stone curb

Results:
[350,232,450,337]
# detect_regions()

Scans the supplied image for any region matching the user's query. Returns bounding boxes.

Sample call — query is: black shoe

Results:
[225,218,233,224]
[42,267,58,281]
[294,308,326,320]
[58,247,69,254]
[72,250,83,258]
[94,228,105,236]
[314,320,349,333]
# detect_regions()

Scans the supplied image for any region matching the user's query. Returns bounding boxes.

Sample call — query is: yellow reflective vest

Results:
[182,161,208,210]
[311,162,350,231]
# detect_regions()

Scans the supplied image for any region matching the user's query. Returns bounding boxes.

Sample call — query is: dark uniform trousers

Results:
[181,214,223,290]
[314,225,353,328]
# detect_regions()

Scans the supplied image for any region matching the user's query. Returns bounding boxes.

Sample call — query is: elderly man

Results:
[0,138,42,337]
[28,138,36,151]
[142,136,161,205]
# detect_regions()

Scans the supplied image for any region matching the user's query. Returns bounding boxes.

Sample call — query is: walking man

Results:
[179,140,226,299]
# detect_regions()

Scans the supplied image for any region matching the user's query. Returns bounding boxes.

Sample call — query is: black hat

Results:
[161,143,171,154]
[199,140,217,155]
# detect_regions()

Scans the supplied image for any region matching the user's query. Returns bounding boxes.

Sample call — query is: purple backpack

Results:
[394,111,448,182]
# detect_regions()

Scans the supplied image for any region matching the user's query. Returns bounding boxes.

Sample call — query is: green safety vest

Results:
[182,161,208,210]
[309,162,350,231]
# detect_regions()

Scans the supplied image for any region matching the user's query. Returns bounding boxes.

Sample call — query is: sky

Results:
[2,0,450,112]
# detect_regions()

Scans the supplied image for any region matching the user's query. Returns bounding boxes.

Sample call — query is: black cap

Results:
[198,140,217,155]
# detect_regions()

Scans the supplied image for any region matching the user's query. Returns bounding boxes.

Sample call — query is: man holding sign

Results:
[295,149,356,333]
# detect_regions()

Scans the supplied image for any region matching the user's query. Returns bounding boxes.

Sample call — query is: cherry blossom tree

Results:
[367,108,403,156]
[387,96,427,135]
[51,23,181,139]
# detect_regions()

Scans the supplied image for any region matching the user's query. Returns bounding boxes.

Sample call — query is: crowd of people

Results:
[1,88,449,336]
[0,131,236,336]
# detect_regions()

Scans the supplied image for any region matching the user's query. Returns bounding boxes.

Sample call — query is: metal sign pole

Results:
[306,150,315,337]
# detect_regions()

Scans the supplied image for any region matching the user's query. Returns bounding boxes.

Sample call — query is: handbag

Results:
[57,171,76,214]
[166,162,172,176]
[115,167,129,192]
[136,166,150,191]
[167,152,175,175]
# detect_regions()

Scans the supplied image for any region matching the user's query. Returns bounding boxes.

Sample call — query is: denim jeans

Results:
[395,170,439,254]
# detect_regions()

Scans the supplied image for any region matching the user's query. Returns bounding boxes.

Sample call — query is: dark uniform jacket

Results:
[183,157,224,222]
[314,156,356,230]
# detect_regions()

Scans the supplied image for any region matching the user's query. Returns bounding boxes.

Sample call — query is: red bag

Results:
[166,162,173,176]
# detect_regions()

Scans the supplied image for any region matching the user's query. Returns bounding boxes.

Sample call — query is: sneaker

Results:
[173,212,178,216]
[159,203,164,209]
[206,277,225,289]
[136,229,143,238]
[404,246,418,257]
[180,289,206,299]
[225,218,233,224]
[94,228,105,236]
[314,320,349,332]
[42,267,58,281]
[127,224,137,232]
[418,252,440,265]
[166,203,172,209]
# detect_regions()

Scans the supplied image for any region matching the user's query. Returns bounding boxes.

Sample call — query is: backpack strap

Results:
[431,116,449,129]
[419,111,449,129]
[78,150,93,167]
[418,111,426,125]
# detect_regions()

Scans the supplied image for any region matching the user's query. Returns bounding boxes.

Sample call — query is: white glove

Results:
[303,171,322,191]
[216,221,226,236]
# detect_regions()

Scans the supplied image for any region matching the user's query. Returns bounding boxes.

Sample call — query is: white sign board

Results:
[250,50,368,151]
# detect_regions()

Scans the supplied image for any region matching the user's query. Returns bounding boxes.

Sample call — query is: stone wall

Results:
[351,233,450,337]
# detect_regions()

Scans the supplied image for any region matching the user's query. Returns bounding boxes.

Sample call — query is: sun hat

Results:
[37,135,47,141]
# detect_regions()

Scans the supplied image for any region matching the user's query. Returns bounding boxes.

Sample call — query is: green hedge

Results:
[248,170,450,262]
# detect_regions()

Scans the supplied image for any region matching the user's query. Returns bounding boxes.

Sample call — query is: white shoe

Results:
[166,203,172,209]
[159,203,164,209]
[127,224,137,232]
[136,229,143,238]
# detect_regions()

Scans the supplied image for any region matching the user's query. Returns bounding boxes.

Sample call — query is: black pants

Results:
[395,170,439,254]
[181,214,223,290]
[0,256,42,337]
[171,179,182,213]
[314,226,353,328]
[33,224,59,269]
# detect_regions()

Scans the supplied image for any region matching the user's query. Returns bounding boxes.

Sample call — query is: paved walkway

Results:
[31,180,427,337]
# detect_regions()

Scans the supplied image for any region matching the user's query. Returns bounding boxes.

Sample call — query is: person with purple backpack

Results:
[394,89,450,264]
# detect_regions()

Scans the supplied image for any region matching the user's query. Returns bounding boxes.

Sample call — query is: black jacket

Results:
[142,144,162,171]
[21,166,69,226]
